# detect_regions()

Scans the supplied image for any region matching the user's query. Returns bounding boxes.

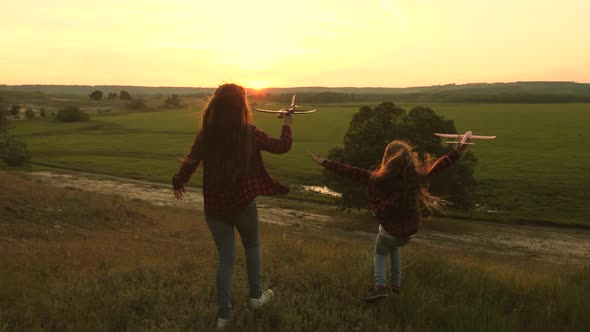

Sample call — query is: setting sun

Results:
[246,80,270,90]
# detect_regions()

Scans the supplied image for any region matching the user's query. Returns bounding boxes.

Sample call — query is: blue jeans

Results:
[206,200,262,319]
[374,233,406,289]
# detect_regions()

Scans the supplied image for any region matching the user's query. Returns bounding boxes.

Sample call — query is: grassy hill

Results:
[0,169,588,331]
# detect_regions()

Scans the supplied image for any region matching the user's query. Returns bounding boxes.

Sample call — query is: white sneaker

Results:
[216,318,230,330]
[249,289,274,310]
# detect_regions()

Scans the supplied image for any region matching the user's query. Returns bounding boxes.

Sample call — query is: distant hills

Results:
[0,85,214,96]
[1,82,589,103]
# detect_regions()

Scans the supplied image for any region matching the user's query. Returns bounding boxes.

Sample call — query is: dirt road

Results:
[29,171,590,266]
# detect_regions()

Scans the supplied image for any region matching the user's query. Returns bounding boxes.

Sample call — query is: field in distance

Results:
[10,101,590,226]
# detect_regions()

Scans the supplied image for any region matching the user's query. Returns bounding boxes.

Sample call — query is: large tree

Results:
[324,102,477,211]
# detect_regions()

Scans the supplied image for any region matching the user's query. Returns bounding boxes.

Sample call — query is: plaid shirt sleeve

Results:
[254,125,292,154]
[321,160,370,184]
[172,130,203,190]
[426,150,461,177]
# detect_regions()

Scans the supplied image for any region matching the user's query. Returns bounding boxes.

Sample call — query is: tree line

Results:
[252,91,590,104]
[88,90,184,110]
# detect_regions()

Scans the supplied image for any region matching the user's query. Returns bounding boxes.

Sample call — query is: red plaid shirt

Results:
[173,125,292,217]
[322,150,461,241]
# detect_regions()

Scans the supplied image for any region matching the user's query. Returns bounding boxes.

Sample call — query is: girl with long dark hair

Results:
[173,83,293,329]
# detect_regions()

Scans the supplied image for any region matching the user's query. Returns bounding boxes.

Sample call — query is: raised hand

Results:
[279,113,294,126]
[456,139,470,153]
[307,151,325,165]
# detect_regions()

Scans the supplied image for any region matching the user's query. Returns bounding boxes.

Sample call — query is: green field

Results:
[11,102,590,225]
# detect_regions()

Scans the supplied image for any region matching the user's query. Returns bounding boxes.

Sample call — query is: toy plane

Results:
[434,131,496,145]
[253,94,317,117]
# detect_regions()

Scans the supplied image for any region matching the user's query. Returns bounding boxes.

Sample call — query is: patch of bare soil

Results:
[29,171,590,265]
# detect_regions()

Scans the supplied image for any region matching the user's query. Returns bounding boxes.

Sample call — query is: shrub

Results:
[55,106,90,122]
[1,138,30,166]
[162,94,183,109]
[0,110,7,129]
[9,105,20,116]
[0,111,30,166]
[89,90,103,101]
[119,91,132,100]
[126,98,148,111]
[25,107,35,119]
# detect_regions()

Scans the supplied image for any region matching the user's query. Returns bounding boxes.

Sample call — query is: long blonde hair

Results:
[371,140,443,216]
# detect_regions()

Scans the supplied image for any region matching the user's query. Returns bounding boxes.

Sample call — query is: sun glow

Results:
[246,80,270,90]
[1,1,589,86]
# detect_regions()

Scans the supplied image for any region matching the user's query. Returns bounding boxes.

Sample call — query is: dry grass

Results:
[1,170,588,331]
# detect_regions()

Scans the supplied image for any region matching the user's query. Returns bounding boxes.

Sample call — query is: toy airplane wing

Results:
[253,107,317,114]
[253,107,287,114]
[470,135,496,140]
[292,109,317,114]
[444,141,475,145]
[435,133,496,140]
[435,133,461,139]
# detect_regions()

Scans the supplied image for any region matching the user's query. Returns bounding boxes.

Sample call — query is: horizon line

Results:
[1,80,588,90]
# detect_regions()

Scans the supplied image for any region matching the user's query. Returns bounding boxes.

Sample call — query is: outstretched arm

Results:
[254,116,293,154]
[308,151,370,184]
[172,130,203,198]
[426,145,466,177]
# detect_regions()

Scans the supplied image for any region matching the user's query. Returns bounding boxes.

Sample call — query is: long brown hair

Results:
[371,140,443,216]
[200,83,253,186]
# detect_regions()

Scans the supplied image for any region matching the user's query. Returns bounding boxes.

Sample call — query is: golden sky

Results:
[1,0,589,88]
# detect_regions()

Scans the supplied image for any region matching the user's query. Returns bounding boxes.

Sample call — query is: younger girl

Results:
[173,83,294,328]
[308,140,467,302]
